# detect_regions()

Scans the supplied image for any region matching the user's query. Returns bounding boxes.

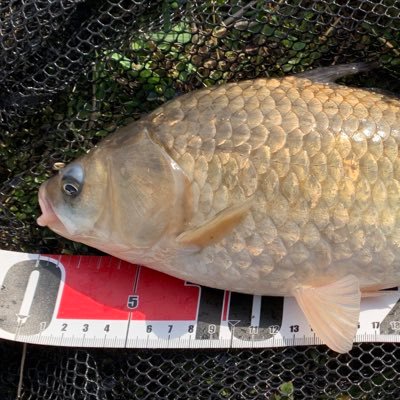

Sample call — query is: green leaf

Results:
[108,52,132,69]
[140,70,152,78]
[279,381,294,397]
[130,38,146,50]
[282,39,293,48]
[262,25,275,36]
[147,76,161,84]
[292,41,306,50]
[150,22,192,45]
[281,63,294,72]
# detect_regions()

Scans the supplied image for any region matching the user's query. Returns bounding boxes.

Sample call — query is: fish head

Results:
[37,126,190,254]
[37,150,110,241]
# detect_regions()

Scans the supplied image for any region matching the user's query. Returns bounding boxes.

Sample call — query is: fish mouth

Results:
[37,183,60,228]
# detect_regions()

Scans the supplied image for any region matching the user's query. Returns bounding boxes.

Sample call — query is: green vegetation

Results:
[1,2,400,400]
[270,381,294,400]
[1,0,399,255]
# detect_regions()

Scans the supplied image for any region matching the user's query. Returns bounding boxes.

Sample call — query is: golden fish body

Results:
[145,73,400,293]
[37,64,400,353]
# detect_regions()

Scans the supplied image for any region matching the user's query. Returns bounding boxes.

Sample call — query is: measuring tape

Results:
[1,249,400,348]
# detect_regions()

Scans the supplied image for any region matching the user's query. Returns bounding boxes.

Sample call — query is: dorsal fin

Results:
[295,62,377,83]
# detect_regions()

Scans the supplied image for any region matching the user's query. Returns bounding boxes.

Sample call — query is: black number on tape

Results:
[127,295,139,309]
[290,325,299,333]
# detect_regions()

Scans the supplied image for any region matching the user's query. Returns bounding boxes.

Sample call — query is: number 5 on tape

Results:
[127,295,139,309]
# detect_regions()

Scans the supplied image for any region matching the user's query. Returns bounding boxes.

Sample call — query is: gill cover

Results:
[103,127,186,248]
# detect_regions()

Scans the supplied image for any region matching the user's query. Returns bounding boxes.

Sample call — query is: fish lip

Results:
[37,183,59,227]
[36,182,81,237]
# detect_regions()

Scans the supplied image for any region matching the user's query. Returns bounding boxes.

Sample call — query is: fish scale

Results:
[145,76,400,291]
[37,64,400,352]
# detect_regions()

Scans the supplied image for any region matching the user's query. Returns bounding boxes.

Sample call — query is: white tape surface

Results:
[1,249,400,348]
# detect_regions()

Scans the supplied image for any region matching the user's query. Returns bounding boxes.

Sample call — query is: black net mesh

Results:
[1,0,400,398]
[1,343,400,399]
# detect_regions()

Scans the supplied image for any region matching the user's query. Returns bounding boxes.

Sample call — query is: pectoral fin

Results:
[293,275,361,354]
[176,199,253,248]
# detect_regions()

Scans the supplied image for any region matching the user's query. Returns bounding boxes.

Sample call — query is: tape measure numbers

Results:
[1,250,400,348]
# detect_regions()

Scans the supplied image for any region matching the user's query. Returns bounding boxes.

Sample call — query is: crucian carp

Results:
[38,64,400,353]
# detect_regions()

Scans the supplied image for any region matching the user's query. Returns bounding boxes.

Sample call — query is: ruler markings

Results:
[123,265,141,347]
[2,249,400,348]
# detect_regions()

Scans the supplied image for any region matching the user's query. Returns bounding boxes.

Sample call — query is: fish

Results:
[37,63,400,353]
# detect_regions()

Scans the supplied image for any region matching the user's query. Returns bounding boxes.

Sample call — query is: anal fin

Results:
[293,275,361,354]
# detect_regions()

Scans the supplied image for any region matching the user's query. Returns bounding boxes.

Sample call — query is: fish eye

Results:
[62,181,80,197]
[60,163,84,198]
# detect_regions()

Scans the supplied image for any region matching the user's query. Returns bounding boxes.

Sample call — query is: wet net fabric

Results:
[1,0,400,398]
